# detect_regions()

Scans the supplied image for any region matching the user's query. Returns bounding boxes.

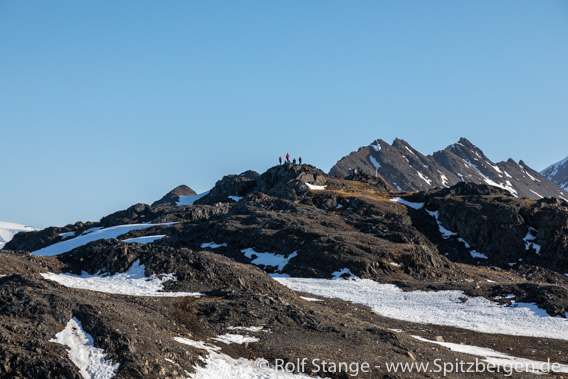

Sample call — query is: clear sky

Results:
[1,1,567,228]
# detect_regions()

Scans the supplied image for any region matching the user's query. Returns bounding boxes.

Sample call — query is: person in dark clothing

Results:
[279,156,282,165]
[286,153,290,163]
[293,158,296,164]
[299,157,302,164]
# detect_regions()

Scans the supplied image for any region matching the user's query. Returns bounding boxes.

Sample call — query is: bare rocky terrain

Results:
[2,163,568,378]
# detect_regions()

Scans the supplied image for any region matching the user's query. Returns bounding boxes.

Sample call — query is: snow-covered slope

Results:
[0,221,35,249]
[541,155,568,191]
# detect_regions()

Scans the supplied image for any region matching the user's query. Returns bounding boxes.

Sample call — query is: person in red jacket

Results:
[286,153,290,163]
[335,174,339,179]
[279,156,282,165]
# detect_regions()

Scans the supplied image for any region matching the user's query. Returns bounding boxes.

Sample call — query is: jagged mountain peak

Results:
[330,138,568,201]
[541,155,568,191]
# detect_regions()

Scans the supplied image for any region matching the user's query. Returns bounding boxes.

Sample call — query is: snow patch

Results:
[32,223,175,256]
[274,278,568,340]
[370,141,381,152]
[390,197,424,210]
[305,183,327,190]
[369,155,381,169]
[59,231,76,240]
[529,189,543,199]
[299,296,322,302]
[413,336,568,375]
[228,195,243,202]
[122,235,165,244]
[417,171,432,185]
[523,227,541,255]
[177,191,210,206]
[50,317,120,379]
[241,248,297,272]
[426,210,456,238]
[41,260,202,297]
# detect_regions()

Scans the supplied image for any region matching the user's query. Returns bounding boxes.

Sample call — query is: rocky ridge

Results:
[542,155,568,191]
[330,137,568,201]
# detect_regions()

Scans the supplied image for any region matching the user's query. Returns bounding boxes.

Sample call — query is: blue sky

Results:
[1,1,567,228]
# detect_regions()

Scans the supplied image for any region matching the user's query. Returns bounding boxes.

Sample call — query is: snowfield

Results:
[41,260,202,297]
[274,278,568,340]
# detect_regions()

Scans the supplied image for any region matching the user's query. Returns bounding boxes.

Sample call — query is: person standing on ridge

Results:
[299,157,302,164]
[293,158,296,164]
[286,153,290,163]
[279,156,282,165]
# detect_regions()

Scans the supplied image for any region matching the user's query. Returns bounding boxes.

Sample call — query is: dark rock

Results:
[194,171,259,205]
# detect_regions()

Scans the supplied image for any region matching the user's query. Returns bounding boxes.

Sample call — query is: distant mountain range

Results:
[330,137,568,201]
[541,156,568,191]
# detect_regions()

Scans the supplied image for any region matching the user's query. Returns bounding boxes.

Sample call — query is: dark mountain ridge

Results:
[330,137,568,201]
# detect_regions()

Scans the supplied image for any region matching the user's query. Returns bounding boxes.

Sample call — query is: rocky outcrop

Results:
[151,185,196,207]
[194,171,259,205]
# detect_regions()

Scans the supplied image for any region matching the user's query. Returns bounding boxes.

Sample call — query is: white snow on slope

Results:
[274,278,568,340]
[390,198,424,210]
[241,248,297,272]
[59,231,76,240]
[122,235,165,244]
[523,227,541,255]
[50,317,120,379]
[426,210,456,238]
[413,336,568,375]
[462,159,518,197]
[0,221,35,249]
[32,223,175,256]
[529,189,543,199]
[371,141,381,152]
[417,171,432,185]
[174,337,311,378]
[457,238,488,260]
[542,156,568,178]
[438,172,449,187]
[41,260,202,297]
[177,191,210,206]
[369,155,381,169]
[305,183,327,190]
[228,195,243,202]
